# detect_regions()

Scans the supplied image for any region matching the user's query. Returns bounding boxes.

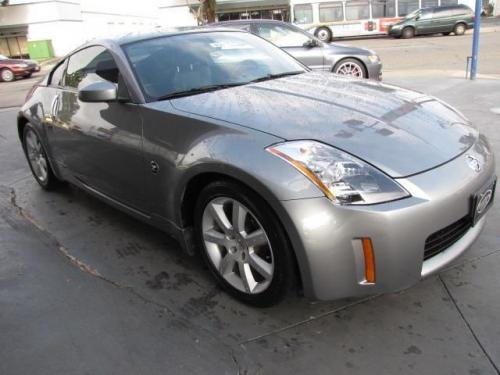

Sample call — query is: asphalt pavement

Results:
[0,35,499,375]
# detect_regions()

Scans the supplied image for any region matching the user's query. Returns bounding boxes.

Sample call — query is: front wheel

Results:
[454,23,466,35]
[194,180,296,307]
[402,27,415,39]
[334,58,367,78]
[315,27,332,42]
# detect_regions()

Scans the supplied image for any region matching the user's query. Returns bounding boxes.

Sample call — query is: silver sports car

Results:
[19,29,496,306]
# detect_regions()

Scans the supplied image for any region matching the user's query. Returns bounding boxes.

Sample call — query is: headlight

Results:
[267,140,410,205]
[14,63,28,68]
[367,54,380,63]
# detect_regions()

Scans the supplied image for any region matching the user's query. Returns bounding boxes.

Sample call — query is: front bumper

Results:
[388,27,403,37]
[280,142,495,300]
[366,61,383,81]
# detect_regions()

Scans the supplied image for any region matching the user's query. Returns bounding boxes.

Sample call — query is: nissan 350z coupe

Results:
[19,29,496,306]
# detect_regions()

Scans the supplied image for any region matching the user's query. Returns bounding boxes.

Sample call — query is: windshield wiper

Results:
[248,70,305,84]
[157,82,245,100]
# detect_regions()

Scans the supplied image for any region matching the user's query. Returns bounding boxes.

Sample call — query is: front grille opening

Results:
[424,215,472,260]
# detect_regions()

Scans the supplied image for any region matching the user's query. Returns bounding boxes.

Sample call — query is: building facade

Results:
[0,0,158,58]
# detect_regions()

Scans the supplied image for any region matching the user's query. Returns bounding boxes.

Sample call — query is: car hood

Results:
[168,72,477,177]
[325,42,371,56]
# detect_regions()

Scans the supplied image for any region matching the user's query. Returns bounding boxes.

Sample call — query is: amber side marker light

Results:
[361,238,376,284]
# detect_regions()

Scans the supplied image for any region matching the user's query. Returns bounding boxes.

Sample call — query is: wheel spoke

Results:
[208,202,232,234]
[232,201,247,234]
[239,262,256,293]
[203,228,234,248]
[248,252,273,280]
[219,253,236,276]
[244,228,267,247]
[26,133,37,150]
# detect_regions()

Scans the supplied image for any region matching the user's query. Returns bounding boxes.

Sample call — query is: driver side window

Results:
[255,24,311,48]
[64,46,119,89]
[419,9,433,19]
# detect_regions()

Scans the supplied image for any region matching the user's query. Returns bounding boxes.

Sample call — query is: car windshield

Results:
[123,31,306,101]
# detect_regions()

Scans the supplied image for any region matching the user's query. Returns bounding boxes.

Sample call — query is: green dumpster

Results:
[27,40,54,60]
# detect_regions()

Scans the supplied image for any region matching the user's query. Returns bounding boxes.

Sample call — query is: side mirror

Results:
[415,15,420,20]
[303,39,318,48]
[78,80,117,102]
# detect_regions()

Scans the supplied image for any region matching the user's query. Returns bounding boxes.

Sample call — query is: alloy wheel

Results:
[25,129,48,183]
[335,62,364,78]
[202,197,274,294]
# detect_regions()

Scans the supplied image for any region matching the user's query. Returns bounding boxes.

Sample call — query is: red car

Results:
[0,54,40,82]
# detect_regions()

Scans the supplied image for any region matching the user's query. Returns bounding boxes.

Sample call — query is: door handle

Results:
[47,94,60,126]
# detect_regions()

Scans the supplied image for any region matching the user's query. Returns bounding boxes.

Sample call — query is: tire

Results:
[194,180,296,307]
[442,32,451,36]
[22,123,61,190]
[25,73,33,79]
[315,27,332,42]
[1,68,15,82]
[334,58,367,78]
[454,23,466,36]
[402,26,415,39]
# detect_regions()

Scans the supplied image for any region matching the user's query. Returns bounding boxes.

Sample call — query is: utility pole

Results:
[470,0,482,80]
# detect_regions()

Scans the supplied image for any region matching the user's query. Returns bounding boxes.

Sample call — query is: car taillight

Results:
[25,85,37,102]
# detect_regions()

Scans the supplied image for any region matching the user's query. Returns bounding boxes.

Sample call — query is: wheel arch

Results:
[332,57,368,77]
[178,168,307,294]
[17,115,29,142]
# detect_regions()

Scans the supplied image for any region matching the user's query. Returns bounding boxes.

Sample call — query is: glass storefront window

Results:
[372,0,396,18]
[294,4,313,24]
[345,1,370,20]
[421,0,438,7]
[440,0,458,5]
[398,0,419,16]
[319,2,344,22]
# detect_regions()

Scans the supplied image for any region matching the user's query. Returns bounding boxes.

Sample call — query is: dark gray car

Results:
[213,20,382,80]
[19,29,495,307]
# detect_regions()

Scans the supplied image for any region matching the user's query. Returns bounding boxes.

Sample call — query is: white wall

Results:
[28,21,85,56]
[158,6,198,27]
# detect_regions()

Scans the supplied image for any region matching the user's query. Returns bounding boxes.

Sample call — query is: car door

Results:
[50,45,147,211]
[253,23,325,70]
[429,7,449,33]
[415,8,434,34]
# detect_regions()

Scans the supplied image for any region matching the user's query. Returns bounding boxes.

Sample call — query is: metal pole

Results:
[470,0,482,80]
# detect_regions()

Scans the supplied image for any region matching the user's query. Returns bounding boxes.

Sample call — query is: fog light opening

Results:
[362,238,376,284]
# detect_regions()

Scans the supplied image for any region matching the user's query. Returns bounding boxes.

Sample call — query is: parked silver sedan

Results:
[19,29,495,306]
[214,20,382,80]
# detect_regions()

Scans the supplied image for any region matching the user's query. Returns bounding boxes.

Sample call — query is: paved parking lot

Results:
[1,34,499,374]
